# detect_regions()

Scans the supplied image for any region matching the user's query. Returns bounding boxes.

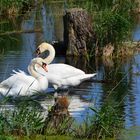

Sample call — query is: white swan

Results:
[35,42,96,89]
[0,58,48,96]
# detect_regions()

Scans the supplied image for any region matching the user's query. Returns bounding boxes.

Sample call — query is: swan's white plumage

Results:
[0,70,37,96]
[48,63,85,78]
[45,72,96,89]
[36,42,97,89]
[0,58,48,96]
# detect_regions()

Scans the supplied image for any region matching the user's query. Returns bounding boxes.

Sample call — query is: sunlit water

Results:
[0,1,140,139]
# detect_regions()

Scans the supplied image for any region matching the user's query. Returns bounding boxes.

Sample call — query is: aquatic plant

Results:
[72,104,123,139]
[93,0,137,48]
[0,97,45,136]
[0,0,32,16]
[43,117,73,135]
[66,0,137,51]
[0,94,124,140]
[90,105,123,139]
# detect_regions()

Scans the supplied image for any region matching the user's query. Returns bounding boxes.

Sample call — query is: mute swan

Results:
[0,58,48,96]
[35,42,96,90]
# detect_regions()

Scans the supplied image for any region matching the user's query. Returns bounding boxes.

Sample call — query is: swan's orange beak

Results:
[42,62,48,72]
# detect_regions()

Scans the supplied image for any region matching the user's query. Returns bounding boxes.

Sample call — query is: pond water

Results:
[0,1,140,139]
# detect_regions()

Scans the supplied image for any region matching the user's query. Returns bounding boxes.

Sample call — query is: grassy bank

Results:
[66,0,138,57]
[0,95,123,140]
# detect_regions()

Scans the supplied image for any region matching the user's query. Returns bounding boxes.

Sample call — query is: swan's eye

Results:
[36,48,41,55]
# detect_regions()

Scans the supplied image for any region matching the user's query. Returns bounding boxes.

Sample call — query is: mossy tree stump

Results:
[63,8,94,56]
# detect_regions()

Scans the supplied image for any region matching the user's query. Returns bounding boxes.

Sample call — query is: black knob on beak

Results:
[36,48,41,56]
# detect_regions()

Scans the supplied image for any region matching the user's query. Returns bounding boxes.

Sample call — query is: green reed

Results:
[0,0,31,16]
[72,104,123,140]
[67,0,137,49]
[0,94,123,140]
[0,99,44,136]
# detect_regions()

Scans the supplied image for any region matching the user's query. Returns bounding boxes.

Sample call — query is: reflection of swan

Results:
[0,58,48,96]
[35,42,96,89]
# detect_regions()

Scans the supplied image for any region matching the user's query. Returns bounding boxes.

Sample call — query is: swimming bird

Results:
[0,58,48,96]
[34,42,96,90]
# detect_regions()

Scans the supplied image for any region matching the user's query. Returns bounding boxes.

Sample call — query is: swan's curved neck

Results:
[28,59,48,92]
[44,44,55,64]
[28,63,41,78]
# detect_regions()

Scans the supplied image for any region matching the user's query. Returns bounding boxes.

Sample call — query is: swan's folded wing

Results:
[62,73,97,86]
[1,70,30,86]
[48,64,85,78]
[0,70,36,95]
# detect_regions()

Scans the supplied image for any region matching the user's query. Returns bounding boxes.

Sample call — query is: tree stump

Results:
[63,8,94,56]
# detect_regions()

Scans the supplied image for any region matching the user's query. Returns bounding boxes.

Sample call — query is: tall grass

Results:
[93,10,132,47]
[0,95,123,140]
[67,0,138,49]
[0,98,45,136]
[0,0,31,16]
[89,104,123,139]
[72,104,123,139]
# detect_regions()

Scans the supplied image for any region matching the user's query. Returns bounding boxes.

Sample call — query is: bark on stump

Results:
[63,8,94,56]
